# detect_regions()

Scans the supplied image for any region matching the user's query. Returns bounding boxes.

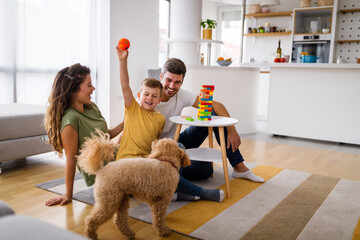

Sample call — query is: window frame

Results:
[216,5,245,64]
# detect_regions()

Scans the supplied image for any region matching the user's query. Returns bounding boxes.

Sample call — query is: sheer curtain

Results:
[0,0,96,105]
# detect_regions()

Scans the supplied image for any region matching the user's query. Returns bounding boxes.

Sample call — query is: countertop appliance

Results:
[291,34,331,63]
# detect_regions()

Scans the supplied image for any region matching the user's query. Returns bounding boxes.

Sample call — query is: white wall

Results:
[97,0,159,127]
[96,0,110,123]
[202,0,220,64]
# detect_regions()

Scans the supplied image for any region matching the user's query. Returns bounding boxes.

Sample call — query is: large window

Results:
[158,0,170,67]
[0,0,96,105]
[217,6,244,66]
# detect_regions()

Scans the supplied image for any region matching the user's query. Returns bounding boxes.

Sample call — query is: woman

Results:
[44,63,123,206]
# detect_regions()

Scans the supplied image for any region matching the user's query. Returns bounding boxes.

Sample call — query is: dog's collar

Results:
[157,159,178,171]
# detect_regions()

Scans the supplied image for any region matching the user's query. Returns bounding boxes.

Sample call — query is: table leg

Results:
[208,127,214,176]
[174,124,182,142]
[208,127,213,148]
[219,126,231,198]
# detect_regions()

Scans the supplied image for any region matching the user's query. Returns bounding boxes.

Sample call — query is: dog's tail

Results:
[77,129,118,174]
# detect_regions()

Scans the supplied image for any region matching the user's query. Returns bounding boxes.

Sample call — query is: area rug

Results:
[36,163,360,240]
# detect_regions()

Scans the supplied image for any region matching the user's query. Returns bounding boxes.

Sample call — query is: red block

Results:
[202,85,215,90]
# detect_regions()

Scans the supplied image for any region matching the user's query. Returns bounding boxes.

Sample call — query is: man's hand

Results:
[226,128,241,152]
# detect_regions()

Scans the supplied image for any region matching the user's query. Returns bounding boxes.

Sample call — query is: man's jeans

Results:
[178,116,244,181]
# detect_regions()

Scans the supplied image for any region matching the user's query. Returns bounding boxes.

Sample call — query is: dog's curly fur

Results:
[77,131,190,239]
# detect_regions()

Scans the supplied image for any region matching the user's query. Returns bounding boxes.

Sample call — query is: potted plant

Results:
[200,19,217,40]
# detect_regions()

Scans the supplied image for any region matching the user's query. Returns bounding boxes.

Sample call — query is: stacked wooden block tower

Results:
[198,85,214,121]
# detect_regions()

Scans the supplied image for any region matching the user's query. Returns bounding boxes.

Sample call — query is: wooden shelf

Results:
[337,40,360,44]
[244,32,292,37]
[245,11,293,18]
[293,33,331,35]
[339,8,360,14]
[166,38,223,44]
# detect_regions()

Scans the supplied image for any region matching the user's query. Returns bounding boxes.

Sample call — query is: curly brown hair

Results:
[44,63,91,156]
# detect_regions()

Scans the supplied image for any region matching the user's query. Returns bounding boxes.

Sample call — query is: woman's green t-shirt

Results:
[60,103,108,186]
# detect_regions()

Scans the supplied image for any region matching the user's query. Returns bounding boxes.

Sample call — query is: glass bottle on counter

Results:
[276,39,282,59]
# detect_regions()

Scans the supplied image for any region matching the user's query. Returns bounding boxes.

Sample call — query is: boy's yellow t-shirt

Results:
[116,98,165,160]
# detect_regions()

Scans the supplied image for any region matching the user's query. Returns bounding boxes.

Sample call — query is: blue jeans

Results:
[176,143,203,196]
[175,115,245,196]
[178,114,244,181]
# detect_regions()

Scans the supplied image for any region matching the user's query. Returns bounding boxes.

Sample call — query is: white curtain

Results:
[0,0,96,105]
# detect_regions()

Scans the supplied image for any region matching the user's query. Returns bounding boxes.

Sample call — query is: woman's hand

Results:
[45,195,72,206]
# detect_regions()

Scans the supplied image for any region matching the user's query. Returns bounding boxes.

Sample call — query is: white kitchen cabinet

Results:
[267,64,360,144]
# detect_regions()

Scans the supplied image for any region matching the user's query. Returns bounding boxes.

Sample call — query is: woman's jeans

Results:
[175,114,245,196]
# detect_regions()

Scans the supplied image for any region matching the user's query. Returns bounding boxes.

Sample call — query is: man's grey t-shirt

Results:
[155,89,197,139]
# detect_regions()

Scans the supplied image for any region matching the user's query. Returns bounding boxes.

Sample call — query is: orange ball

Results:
[118,38,130,50]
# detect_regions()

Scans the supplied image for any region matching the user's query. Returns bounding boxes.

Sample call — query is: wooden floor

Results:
[1,137,360,240]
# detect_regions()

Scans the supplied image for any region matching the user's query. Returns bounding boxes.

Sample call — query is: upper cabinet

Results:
[293,7,333,34]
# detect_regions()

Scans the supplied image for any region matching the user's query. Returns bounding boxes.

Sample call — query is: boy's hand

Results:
[116,46,128,60]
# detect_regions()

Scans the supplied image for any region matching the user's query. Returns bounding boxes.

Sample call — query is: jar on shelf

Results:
[252,28,258,33]
[300,0,311,8]
[265,22,270,33]
[249,4,261,14]
[258,26,265,33]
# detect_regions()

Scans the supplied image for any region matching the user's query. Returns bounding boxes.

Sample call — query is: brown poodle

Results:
[77,130,191,239]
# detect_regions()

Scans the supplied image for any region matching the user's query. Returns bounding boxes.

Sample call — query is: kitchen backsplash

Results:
[335,0,360,63]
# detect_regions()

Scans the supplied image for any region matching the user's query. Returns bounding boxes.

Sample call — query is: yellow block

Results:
[166,165,283,234]
[353,217,360,240]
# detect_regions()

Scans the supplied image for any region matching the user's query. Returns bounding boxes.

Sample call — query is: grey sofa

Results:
[0,199,88,240]
[0,103,52,163]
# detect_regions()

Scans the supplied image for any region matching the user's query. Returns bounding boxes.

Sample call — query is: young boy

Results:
[115,48,224,202]
[115,47,164,160]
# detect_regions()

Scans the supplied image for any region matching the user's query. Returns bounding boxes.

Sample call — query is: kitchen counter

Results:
[184,63,360,144]
[261,63,360,69]
[189,63,360,70]
[267,66,360,145]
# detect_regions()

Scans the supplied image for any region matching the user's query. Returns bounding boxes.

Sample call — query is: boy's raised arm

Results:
[116,46,133,106]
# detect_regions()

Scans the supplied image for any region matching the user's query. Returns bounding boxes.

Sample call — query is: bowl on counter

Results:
[217,60,233,66]
[322,28,330,33]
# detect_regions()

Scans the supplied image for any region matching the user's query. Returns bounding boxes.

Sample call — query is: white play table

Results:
[170,115,238,198]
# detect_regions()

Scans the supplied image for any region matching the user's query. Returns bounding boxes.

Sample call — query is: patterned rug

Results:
[36,163,360,240]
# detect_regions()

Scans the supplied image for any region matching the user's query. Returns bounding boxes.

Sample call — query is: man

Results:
[155,58,264,183]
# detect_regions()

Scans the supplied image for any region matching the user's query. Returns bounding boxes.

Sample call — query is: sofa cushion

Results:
[0,200,15,217]
[0,215,89,240]
[0,104,47,141]
[0,135,52,163]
